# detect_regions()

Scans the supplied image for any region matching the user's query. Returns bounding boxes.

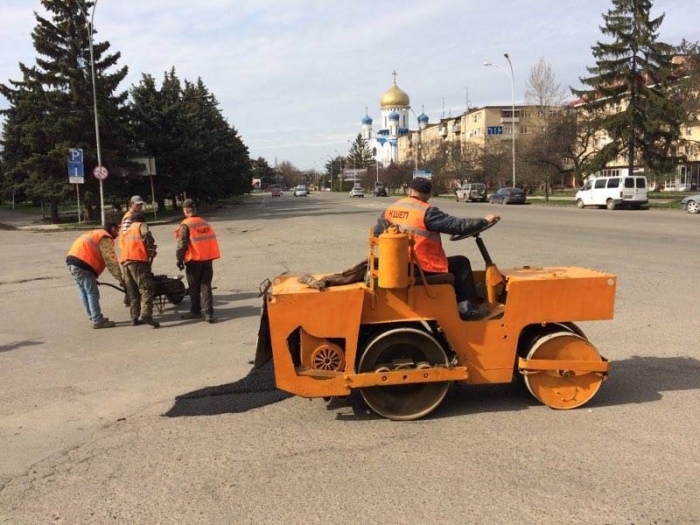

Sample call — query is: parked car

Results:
[373,187,388,197]
[349,186,365,198]
[680,193,700,214]
[455,182,487,202]
[294,185,309,197]
[489,187,527,205]
[271,187,282,197]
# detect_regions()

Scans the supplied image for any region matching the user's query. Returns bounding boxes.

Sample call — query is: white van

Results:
[575,174,648,210]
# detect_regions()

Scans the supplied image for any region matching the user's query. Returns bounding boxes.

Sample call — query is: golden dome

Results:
[380,75,410,108]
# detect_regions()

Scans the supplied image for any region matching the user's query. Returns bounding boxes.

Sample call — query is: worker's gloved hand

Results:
[119,279,126,290]
[177,261,185,271]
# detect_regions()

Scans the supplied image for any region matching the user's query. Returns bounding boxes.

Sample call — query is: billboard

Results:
[343,168,367,182]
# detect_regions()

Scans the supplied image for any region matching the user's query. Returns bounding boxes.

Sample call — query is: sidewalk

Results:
[0,207,177,231]
[0,208,55,231]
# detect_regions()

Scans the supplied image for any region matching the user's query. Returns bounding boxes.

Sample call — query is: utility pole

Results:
[75,0,105,225]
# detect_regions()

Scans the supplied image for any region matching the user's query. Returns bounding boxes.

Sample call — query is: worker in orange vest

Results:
[66,223,125,329]
[175,199,221,323]
[374,177,498,321]
[120,214,159,328]
[118,195,146,307]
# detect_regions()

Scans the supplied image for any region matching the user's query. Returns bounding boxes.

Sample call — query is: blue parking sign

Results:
[68,148,83,163]
[68,161,84,177]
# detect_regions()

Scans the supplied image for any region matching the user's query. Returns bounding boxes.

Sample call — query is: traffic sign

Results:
[68,148,84,163]
[487,126,503,135]
[413,170,433,179]
[93,165,108,180]
[68,161,84,178]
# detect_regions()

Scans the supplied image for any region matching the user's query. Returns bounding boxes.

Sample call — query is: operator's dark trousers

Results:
[185,260,214,317]
[423,255,478,304]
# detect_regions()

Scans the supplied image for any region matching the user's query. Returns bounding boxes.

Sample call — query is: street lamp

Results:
[75,0,105,225]
[484,53,516,187]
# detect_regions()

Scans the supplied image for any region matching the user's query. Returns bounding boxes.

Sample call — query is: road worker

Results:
[175,199,221,323]
[66,223,125,329]
[120,214,159,328]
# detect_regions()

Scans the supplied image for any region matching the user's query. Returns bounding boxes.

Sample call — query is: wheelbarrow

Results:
[153,274,188,314]
[98,274,188,314]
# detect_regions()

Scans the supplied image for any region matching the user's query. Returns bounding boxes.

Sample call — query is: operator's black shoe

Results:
[204,315,215,324]
[131,318,143,326]
[139,316,160,329]
[180,311,201,320]
[459,303,490,321]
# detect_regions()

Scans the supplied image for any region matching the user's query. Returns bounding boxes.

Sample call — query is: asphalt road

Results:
[1,192,698,524]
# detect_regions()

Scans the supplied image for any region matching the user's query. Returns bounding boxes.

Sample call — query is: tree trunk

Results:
[50,197,60,224]
[84,202,96,222]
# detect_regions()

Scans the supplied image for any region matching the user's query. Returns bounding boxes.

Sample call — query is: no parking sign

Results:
[93,165,108,180]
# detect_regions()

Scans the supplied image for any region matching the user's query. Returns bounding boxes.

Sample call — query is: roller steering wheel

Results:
[449,216,500,241]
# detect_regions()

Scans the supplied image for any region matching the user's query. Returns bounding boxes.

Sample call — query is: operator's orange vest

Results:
[66,229,111,276]
[119,222,149,263]
[175,217,221,262]
[383,197,447,273]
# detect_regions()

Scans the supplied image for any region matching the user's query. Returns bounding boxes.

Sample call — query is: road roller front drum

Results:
[518,329,608,409]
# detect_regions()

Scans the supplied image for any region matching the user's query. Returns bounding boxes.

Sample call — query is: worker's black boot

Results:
[140,316,160,329]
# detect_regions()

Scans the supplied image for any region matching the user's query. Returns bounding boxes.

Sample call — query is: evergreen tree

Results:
[572,0,682,177]
[0,0,130,223]
[251,157,277,188]
[129,70,250,206]
[348,133,375,168]
[323,156,345,190]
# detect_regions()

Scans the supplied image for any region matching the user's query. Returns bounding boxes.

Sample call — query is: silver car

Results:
[680,193,700,214]
[349,186,364,198]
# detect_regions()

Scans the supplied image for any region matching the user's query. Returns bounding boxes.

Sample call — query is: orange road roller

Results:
[255,220,616,420]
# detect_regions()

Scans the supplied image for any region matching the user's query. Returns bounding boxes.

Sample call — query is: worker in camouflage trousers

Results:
[120,214,159,328]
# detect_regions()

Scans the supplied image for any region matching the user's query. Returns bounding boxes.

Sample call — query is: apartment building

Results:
[396,105,553,166]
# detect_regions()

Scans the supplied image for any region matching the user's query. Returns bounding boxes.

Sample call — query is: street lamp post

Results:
[484,53,516,187]
[76,0,105,225]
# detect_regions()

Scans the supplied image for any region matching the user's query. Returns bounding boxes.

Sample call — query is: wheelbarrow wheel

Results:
[166,280,187,305]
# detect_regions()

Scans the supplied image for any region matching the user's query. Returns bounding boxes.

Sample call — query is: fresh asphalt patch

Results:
[164,361,291,417]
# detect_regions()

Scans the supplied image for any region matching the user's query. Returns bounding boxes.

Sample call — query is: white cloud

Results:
[1,0,699,169]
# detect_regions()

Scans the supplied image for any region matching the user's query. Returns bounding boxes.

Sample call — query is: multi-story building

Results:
[571,55,700,190]
[395,105,555,176]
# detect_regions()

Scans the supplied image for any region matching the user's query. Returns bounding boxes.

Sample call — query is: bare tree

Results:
[277,160,302,189]
[524,58,568,198]
[525,57,567,108]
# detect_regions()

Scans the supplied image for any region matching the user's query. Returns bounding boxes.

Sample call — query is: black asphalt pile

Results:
[164,362,290,417]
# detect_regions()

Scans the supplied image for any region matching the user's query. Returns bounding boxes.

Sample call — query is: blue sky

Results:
[1,0,698,171]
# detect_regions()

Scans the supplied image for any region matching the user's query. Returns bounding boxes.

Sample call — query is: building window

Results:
[520,126,529,134]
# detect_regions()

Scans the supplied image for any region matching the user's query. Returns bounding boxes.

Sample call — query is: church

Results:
[361,71,429,167]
